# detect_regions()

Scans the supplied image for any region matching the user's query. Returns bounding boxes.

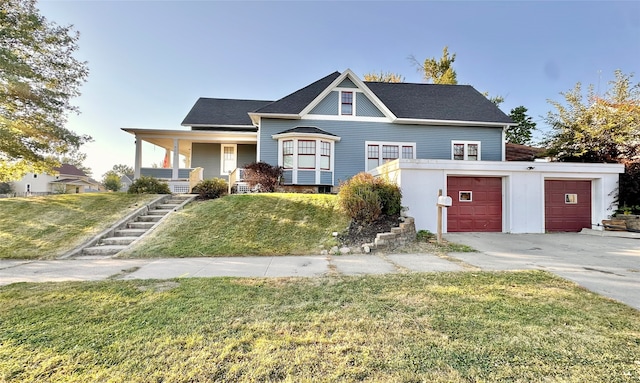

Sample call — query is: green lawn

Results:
[122,193,350,257]
[0,193,158,259]
[0,271,638,382]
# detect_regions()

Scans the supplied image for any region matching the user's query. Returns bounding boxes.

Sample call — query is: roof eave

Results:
[182,123,256,129]
[249,112,301,125]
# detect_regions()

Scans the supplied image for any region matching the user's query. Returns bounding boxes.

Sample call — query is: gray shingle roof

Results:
[181,98,272,127]
[253,72,341,115]
[365,82,513,124]
[275,126,338,137]
[54,163,86,177]
[182,72,513,127]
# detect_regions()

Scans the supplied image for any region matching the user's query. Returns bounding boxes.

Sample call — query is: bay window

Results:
[273,127,341,185]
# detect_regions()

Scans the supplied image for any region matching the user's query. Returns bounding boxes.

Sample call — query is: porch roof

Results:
[121,128,257,156]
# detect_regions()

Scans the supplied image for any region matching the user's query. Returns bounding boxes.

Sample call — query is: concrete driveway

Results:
[445,232,640,310]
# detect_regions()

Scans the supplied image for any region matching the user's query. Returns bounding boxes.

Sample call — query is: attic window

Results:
[341,91,353,115]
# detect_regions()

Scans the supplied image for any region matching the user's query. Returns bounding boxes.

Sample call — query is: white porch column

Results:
[134,136,142,179]
[172,139,179,180]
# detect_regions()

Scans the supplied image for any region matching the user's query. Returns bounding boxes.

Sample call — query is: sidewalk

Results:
[0,253,465,286]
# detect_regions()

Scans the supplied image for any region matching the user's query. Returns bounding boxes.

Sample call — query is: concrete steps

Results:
[75,194,193,259]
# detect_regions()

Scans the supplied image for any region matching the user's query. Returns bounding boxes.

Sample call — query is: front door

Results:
[221,144,237,175]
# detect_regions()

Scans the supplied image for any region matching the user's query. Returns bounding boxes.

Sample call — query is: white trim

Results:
[300,114,389,123]
[181,124,256,129]
[451,140,481,161]
[395,118,517,128]
[256,118,261,162]
[365,140,417,171]
[501,127,507,161]
[272,132,341,142]
[298,69,397,120]
[220,144,237,175]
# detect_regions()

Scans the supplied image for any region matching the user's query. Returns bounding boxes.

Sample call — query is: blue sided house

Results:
[123,69,623,233]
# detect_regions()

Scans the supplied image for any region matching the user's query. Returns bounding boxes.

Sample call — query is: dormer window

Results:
[341,91,353,115]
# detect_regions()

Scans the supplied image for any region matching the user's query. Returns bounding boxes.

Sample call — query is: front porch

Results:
[122,127,258,193]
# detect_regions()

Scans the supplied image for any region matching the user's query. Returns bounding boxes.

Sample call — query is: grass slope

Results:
[0,193,157,260]
[123,193,350,257]
[0,271,638,382]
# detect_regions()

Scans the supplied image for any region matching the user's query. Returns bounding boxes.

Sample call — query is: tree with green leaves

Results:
[543,70,639,163]
[110,164,134,177]
[102,171,122,192]
[0,0,91,182]
[507,106,537,145]
[363,71,404,83]
[410,46,457,85]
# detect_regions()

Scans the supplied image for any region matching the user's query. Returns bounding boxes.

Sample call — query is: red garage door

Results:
[447,177,502,232]
[545,180,592,232]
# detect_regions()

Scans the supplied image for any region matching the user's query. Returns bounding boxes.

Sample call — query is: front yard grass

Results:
[1,271,638,382]
[0,193,158,259]
[122,193,350,257]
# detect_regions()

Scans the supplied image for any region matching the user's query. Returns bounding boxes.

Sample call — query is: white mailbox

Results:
[437,195,453,207]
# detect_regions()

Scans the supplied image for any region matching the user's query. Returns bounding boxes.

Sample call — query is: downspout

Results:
[501,125,507,161]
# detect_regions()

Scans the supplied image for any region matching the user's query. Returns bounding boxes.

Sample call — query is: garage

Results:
[447,176,502,232]
[545,180,592,232]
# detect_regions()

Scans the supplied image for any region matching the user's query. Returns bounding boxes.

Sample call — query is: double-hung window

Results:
[297,140,316,169]
[320,141,331,170]
[341,91,353,115]
[283,140,294,169]
[366,141,416,171]
[452,141,480,161]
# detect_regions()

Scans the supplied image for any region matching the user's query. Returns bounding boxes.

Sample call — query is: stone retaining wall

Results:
[362,216,416,253]
[615,214,640,231]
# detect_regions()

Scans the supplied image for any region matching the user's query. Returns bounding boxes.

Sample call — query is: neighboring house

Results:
[12,164,102,195]
[505,143,545,161]
[119,174,134,192]
[123,69,624,233]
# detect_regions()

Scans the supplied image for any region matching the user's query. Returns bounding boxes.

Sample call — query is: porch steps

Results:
[66,194,195,260]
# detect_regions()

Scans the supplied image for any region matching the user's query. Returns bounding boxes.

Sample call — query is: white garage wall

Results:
[372,159,623,234]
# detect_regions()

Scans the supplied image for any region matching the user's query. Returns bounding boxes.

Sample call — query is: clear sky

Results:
[37,0,640,179]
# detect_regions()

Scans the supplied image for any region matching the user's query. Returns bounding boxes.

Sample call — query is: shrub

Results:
[338,172,402,223]
[128,176,171,194]
[0,182,14,194]
[192,178,228,200]
[618,162,640,213]
[243,161,283,192]
[416,230,434,242]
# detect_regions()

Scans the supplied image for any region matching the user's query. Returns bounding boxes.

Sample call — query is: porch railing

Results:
[139,167,203,193]
[228,168,250,194]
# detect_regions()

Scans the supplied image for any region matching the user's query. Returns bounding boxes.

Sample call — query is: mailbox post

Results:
[436,189,453,244]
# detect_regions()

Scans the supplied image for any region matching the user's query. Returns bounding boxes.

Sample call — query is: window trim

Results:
[340,90,354,116]
[297,140,317,170]
[451,141,481,161]
[365,141,416,171]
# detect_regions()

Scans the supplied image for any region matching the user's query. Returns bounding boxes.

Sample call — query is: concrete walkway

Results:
[0,253,465,285]
[1,232,638,310]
